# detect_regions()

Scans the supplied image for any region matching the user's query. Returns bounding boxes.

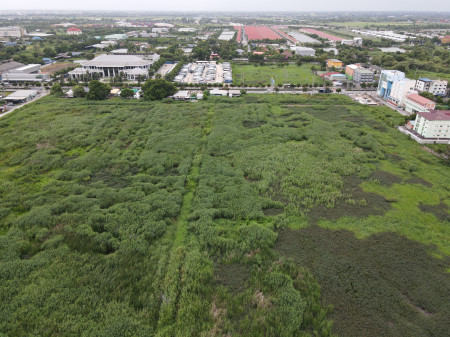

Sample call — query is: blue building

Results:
[377,70,405,99]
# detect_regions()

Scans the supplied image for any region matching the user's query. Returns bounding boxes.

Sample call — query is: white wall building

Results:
[68,54,158,79]
[414,110,450,139]
[290,46,316,56]
[404,93,436,113]
[415,78,447,96]
[389,79,417,107]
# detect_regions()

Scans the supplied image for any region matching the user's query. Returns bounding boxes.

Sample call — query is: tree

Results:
[142,79,177,101]
[72,85,85,98]
[50,83,63,97]
[43,47,57,58]
[86,80,110,100]
[120,88,134,98]
[336,88,342,93]
[419,91,435,101]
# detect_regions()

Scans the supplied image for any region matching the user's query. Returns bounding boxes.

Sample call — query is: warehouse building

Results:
[0,26,26,38]
[0,61,25,79]
[290,46,316,56]
[4,90,38,103]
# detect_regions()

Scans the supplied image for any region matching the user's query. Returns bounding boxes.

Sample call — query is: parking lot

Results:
[173,62,232,84]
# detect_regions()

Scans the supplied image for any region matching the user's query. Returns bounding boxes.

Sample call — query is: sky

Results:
[2,0,450,12]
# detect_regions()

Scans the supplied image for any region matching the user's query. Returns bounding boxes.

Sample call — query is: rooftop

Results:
[327,59,342,63]
[418,78,433,82]
[0,61,25,74]
[406,93,434,106]
[5,90,37,100]
[417,110,450,121]
[81,54,152,67]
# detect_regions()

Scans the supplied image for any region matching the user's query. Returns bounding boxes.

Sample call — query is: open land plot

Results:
[40,62,77,75]
[0,94,448,337]
[406,70,450,84]
[232,63,322,86]
[301,28,343,41]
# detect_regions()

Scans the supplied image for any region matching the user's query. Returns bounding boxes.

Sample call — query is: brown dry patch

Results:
[252,290,270,309]
[405,176,433,187]
[370,169,402,187]
[419,201,449,222]
[40,62,76,75]
[36,141,54,150]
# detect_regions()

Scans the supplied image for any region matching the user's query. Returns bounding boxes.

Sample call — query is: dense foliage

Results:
[86,80,111,100]
[142,79,177,101]
[0,94,448,336]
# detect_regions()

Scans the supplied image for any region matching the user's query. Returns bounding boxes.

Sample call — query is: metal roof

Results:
[81,54,152,67]
[418,78,433,82]
[5,90,38,100]
[0,61,25,74]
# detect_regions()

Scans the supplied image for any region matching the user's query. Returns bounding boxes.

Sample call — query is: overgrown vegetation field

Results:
[0,94,448,336]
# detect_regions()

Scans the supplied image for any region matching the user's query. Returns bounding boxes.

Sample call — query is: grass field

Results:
[331,21,416,28]
[232,63,323,86]
[406,70,450,83]
[0,94,448,336]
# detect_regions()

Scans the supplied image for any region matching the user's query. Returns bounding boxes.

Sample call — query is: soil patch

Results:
[405,176,433,187]
[385,153,403,163]
[214,263,250,295]
[419,201,449,221]
[263,207,284,216]
[275,226,450,337]
[308,175,392,223]
[243,121,267,128]
[370,169,402,186]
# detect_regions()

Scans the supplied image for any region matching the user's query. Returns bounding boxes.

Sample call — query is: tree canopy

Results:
[86,80,111,100]
[142,79,177,101]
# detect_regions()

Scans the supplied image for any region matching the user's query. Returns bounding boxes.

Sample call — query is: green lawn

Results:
[0,94,448,337]
[406,70,450,83]
[232,63,323,86]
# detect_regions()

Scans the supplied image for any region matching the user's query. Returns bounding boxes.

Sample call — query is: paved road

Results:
[0,91,49,119]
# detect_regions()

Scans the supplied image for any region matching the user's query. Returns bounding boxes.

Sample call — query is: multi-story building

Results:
[377,70,416,106]
[345,64,361,78]
[377,70,406,100]
[414,110,450,139]
[353,68,375,83]
[415,78,447,95]
[67,27,82,35]
[440,36,450,44]
[389,79,417,107]
[326,59,343,69]
[0,26,26,38]
[404,93,436,113]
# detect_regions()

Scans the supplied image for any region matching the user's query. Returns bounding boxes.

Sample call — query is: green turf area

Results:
[232,63,323,86]
[331,21,415,28]
[406,70,450,84]
[0,94,449,336]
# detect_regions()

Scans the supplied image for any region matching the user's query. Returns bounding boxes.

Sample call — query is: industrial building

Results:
[68,54,159,79]
[0,63,49,83]
[341,37,363,46]
[415,78,447,96]
[4,90,38,104]
[104,34,127,40]
[0,61,25,79]
[404,93,436,113]
[289,46,316,56]
[413,110,450,139]
[218,31,235,41]
[0,26,26,38]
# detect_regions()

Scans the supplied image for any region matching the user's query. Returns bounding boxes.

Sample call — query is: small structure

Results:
[173,90,191,101]
[404,93,436,113]
[326,59,343,69]
[289,46,315,56]
[110,88,121,96]
[209,89,228,96]
[228,89,241,97]
[67,27,82,35]
[413,110,450,139]
[4,90,38,104]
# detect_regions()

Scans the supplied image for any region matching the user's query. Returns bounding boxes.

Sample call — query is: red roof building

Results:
[67,27,82,35]
[405,93,436,113]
